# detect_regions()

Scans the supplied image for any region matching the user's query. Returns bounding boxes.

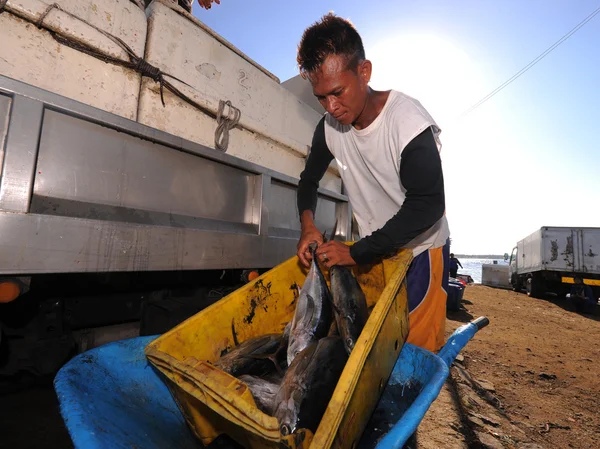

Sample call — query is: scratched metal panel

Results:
[542,228,575,272]
[136,0,344,194]
[0,213,297,274]
[32,110,258,228]
[0,96,44,212]
[517,228,543,273]
[580,229,600,274]
[141,0,320,157]
[540,227,588,273]
[267,180,337,238]
[0,93,11,177]
[0,75,350,274]
[481,264,511,289]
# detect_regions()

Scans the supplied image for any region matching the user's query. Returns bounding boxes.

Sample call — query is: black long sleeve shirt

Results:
[297,117,446,264]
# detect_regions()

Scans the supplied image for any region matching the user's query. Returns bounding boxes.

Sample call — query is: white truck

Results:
[509,227,600,298]
[0,0,351,380]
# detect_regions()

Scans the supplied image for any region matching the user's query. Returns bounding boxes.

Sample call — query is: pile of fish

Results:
[212,245,369,437]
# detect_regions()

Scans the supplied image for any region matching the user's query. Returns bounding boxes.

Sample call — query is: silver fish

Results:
[247,321,293,374]
[239,375,280,415]
[213,334,283,377]
[330,265,369,355]
[282,320,292,342]
[274,336,348,436]
[287,245,332,365]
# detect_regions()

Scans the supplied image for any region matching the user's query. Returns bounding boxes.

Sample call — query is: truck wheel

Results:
[526,275,544,299]
[511,275,522,292]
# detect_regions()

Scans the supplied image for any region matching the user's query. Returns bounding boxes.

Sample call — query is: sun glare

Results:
[367,33,486,126]
[366,33,516,253]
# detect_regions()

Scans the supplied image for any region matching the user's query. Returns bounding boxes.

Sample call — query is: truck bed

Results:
[0,75,350,275]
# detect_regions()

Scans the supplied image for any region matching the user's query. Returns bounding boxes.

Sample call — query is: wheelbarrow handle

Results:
[472,316,490,330]
[437,316,489,368]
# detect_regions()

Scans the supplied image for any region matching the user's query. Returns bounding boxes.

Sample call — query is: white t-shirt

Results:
[324,90,450,257]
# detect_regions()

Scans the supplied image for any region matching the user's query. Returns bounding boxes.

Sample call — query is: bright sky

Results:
[194,0,600,255]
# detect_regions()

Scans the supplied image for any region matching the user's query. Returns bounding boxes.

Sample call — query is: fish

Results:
[246,321,293,375]
[329,265,369,355]
[282,320,292,342]
[327,317,339,337]
[238,375,281,415]
[287,244,333,366]
[213,333,284,377]
[274,336,348,436]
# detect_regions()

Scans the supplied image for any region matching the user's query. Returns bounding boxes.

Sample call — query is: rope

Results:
[37,2,56,28]
[22,1,241,148]
[215,100,241,152]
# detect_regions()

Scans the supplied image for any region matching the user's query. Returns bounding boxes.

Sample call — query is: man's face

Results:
[309,54,371,126]
[575,278,583,285]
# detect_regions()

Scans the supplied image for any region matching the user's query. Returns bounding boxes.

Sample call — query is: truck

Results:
[509,227,600,299]
[0,0,352,382]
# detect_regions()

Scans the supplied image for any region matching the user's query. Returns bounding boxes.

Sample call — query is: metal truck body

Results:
[0,0,350,378]
[509,227,600,298]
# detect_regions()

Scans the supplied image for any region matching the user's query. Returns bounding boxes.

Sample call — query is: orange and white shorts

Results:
[406,239,450,352]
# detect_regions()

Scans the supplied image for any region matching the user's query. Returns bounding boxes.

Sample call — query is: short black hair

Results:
[297,13,365,77]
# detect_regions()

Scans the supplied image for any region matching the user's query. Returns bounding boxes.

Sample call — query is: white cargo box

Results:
[482,264,511,289]
[138,0,341,191]
[0,0,147,120]
[516,227,600,275]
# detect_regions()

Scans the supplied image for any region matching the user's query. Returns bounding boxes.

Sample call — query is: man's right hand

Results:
[297,211,323,267]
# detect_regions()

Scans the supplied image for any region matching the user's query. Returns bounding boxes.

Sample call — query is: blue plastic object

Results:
[55,317,488,449]
[365,317,489,449]
[54,337,201,449]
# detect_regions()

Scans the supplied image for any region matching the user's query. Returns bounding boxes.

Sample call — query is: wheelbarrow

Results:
[54,317,488,449]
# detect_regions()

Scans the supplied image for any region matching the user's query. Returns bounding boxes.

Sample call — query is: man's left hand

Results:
[315,241,357,268]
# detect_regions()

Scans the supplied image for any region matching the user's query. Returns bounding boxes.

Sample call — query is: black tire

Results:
[511,275,522,292]
[526,275,544,299]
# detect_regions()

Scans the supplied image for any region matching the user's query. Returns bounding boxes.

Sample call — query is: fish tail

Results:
[244,347,285,374]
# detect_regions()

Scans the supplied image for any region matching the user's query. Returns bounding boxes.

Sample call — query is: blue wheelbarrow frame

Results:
[54,317,488,449]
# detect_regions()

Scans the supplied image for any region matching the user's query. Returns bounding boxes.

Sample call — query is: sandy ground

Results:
[415,382,469,449]
[439,284,600,449]
[2,284,598,449]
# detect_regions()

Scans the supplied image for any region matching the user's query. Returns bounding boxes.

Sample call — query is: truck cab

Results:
[508,246,520,291]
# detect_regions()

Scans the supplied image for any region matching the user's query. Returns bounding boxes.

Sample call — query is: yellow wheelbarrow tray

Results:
[145,247,413,449]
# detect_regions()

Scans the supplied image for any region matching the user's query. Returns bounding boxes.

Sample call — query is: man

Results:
[449,253,463,278]
[296,14,450,352]
[570,276,596,315]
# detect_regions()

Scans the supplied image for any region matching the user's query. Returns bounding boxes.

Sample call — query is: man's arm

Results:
[296,117,334,266]
[297,117,334,218]
[349,127,445,265]
[458,259,463,269]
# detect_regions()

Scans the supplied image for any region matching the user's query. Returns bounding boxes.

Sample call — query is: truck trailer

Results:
[509,227,600,299]
[0,0,351,380]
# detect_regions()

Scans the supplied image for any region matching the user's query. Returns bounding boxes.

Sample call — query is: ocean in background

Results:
[455,258,509,284]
